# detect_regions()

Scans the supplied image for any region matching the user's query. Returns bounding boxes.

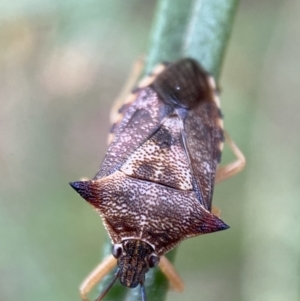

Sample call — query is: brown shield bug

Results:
[70,58,245,301]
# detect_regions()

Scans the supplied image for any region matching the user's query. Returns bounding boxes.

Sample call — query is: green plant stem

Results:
[99,0,240,300]
[183,0,240,81]
[145,0,195,73]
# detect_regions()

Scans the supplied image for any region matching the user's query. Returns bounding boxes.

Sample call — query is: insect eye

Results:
[112,244,123,259]
[148,254,160,268]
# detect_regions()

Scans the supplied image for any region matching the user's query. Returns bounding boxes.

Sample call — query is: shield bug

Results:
[70,58,245,301]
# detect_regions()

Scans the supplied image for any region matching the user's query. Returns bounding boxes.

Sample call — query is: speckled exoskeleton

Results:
[70,58,245,301]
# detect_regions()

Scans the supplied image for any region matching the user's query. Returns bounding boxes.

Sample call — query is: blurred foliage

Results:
[0,1,300,301]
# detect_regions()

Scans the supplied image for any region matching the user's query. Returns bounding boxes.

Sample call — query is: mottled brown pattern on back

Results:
[121,115,193,190]
[82,171,228,255]
[71,58,227,258]
[95,87,173,179]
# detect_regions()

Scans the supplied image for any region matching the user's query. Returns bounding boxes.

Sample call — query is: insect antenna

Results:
[95,269,120,301]
[140,282,147,301]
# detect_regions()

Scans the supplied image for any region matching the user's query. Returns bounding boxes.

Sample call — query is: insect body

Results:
[70,58,245,301]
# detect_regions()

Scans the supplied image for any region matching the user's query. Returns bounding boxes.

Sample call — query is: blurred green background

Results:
[1,1,299,301]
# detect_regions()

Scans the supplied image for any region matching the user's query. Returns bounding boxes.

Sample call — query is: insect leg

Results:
[215,131,246,184]
[109,57,145,125]
[211,205,221,218]
[79,255,117,301]
[158,256,185,292]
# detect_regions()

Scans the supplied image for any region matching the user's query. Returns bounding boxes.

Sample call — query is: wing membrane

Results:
[184,102,223,211]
